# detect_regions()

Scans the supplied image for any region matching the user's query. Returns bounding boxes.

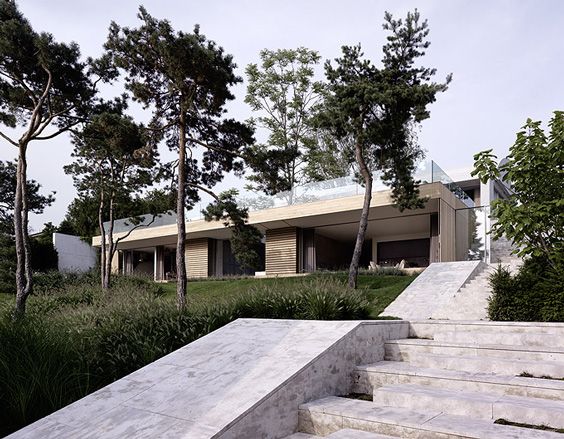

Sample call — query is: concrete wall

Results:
[490,235,518,263]
[53,233,97,273]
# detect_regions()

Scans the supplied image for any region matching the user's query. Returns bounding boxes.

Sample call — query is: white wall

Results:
[53,233,97,273]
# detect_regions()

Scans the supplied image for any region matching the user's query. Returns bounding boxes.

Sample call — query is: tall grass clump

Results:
[0,314,92,436]
[233,276,370,320]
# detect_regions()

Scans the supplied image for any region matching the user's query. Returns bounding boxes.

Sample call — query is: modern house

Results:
[92,160,512,280]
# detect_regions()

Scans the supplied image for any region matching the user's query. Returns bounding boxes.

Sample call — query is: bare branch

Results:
[186,137,244,159]
[186,182,220,201]
[0,130,18,147]
[34,122,80,140]
[115,213,159,244]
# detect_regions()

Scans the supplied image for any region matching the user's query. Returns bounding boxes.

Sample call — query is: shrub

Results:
[488,255,564,322]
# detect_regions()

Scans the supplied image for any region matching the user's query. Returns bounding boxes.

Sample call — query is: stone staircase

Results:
[289,322,564,438]
[433,258,524,320]
[432,263,496,320]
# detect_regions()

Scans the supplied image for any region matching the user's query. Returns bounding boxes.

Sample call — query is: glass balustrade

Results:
[454,206,490,262]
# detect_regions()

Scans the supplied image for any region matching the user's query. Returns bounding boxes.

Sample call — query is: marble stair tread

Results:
[284,429,397,439]
[392,352,564,377]
[385,339,564,363]
[327,428,399,438]
[299,396,563,438]
[433,330,564,347]
[373,383,564,428]
[357,360,564,393]
[385,338,564,353]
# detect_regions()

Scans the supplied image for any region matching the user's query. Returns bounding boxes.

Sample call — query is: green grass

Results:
[158,273,416,318]
[0,272,414,319]
[0,292,11,307]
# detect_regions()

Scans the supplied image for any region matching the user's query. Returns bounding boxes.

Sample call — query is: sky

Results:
[2,0,563,231]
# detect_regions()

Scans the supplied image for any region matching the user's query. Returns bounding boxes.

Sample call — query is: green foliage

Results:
[0,233,15,294]
[105,7,253,194]
[106,7,254,304]
[65,110,158,204]
[488,254,564,322]
[203,190,263,270]
[0,315,92,437]
[0,1,94,134]
[0,162,57,293]
[317,10,451,211]
[304,132,354,181]
[0,161,55,234]
[0,0,98,314]
[58,189,177,239]
[472,112,564,266]
[245,47,325,196]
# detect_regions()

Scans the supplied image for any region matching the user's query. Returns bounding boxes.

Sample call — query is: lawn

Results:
[0,271,415,319]
[158,272,416,318]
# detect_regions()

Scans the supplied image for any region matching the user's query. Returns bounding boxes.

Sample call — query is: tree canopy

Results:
[245,48,325,199]
[317,10,451,287]
[0,0,96,316]
[0,160,55,295]
[65,109,160,288]
[0,160,55,234]
[105,7,255,308]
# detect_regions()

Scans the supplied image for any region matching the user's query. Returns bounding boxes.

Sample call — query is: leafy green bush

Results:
[488,255,564,322]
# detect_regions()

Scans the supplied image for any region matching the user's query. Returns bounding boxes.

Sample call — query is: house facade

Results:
[92,160,511,280]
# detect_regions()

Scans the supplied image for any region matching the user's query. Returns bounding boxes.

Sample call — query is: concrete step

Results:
[299,396,562,438]
[374,383,564,429]
[327,429,398,438]
[385,339,564,362]
[459,283,490,290]
[409,321,564,340]
[285,429,397,439]
[460,281,490,289]
[284,434,317,439]
[402,352,564,377]
[353,361,564,400]
[434,330,564,347]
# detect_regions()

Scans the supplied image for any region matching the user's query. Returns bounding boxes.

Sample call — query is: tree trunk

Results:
[348,141,373,289]
[104,196,115,290]
[98,192,107,289]
[176,111,187,310]
[13,145,28,317]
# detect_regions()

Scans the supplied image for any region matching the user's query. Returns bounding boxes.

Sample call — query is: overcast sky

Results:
[2,0,563,231]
